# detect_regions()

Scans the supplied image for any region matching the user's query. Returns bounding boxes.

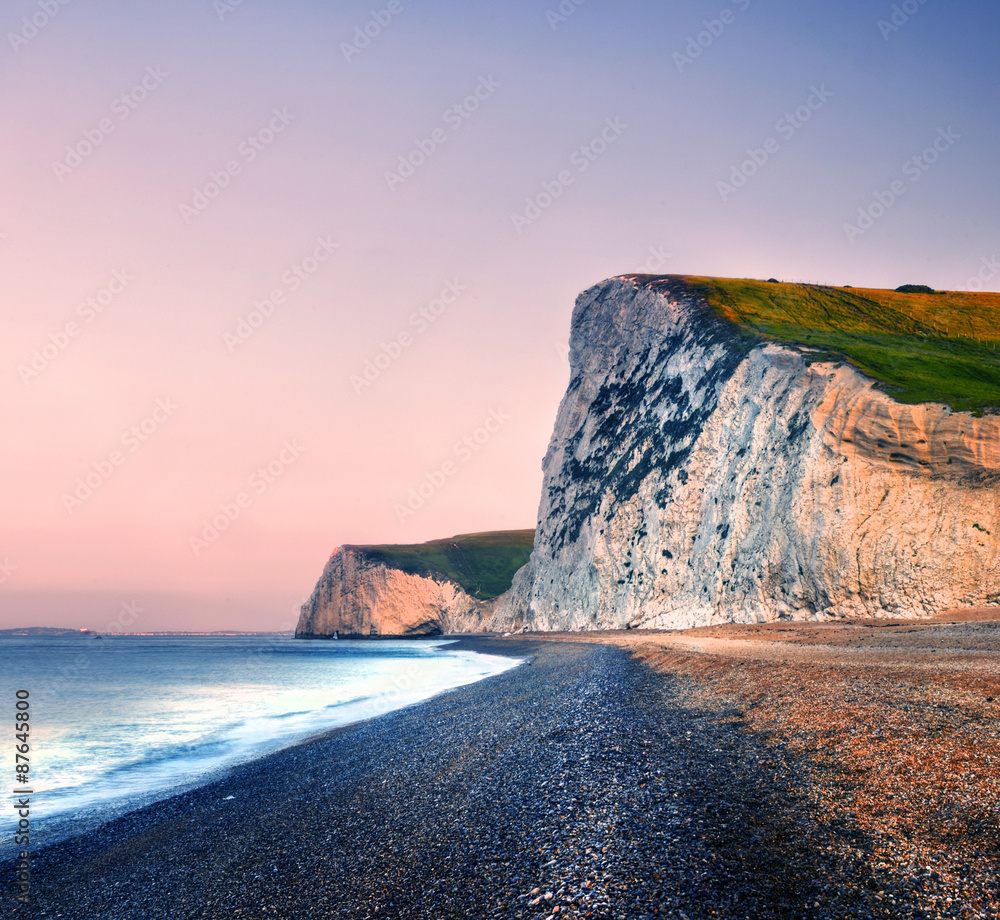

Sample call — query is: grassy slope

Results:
[678,276,1000,412]
[353,530,535,600]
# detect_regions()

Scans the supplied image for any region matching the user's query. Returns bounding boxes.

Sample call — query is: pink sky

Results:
[2,1,997,630]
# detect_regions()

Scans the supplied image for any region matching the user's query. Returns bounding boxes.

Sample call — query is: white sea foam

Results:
[0,635,520,852]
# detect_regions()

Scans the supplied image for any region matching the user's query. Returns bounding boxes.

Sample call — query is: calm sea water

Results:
[0,635,520,853]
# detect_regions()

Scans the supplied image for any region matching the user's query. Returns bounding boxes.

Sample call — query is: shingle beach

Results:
[5,620,998,919]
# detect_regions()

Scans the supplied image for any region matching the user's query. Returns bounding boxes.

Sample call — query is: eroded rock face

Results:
[295,547,505,638]
[495,276,1000,628]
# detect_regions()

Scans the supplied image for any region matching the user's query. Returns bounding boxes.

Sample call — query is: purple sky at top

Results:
[2,0,997,630]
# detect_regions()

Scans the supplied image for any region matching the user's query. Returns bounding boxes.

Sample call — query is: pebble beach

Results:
[4,620,998,919]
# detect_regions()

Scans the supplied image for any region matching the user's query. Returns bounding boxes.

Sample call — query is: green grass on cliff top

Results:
[676,276,1000,412]
[353,529,534,600]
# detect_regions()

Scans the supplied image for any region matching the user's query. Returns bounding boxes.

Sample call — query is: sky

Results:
[2,0,998,631]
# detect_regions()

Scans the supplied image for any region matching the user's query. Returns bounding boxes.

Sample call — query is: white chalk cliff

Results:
[295,545,508,638]
[297,275,1000,638]
[495,276,1000,629]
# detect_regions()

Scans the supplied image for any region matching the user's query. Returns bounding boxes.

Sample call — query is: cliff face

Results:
[295,546,499,638]
[496,276,1000,629]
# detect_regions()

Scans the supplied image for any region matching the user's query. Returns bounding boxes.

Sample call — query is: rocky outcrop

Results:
[296,543,520,638]
[495,275,1000,629]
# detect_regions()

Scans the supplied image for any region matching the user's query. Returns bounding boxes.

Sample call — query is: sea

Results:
[0,635,520,856]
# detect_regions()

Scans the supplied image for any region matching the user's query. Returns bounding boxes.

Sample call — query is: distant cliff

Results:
[495,275,1000,628]
[295,531,534,638]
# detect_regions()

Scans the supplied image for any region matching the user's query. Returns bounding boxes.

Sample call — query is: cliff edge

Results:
[495,275,1000,629]
[295,530,534,637]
